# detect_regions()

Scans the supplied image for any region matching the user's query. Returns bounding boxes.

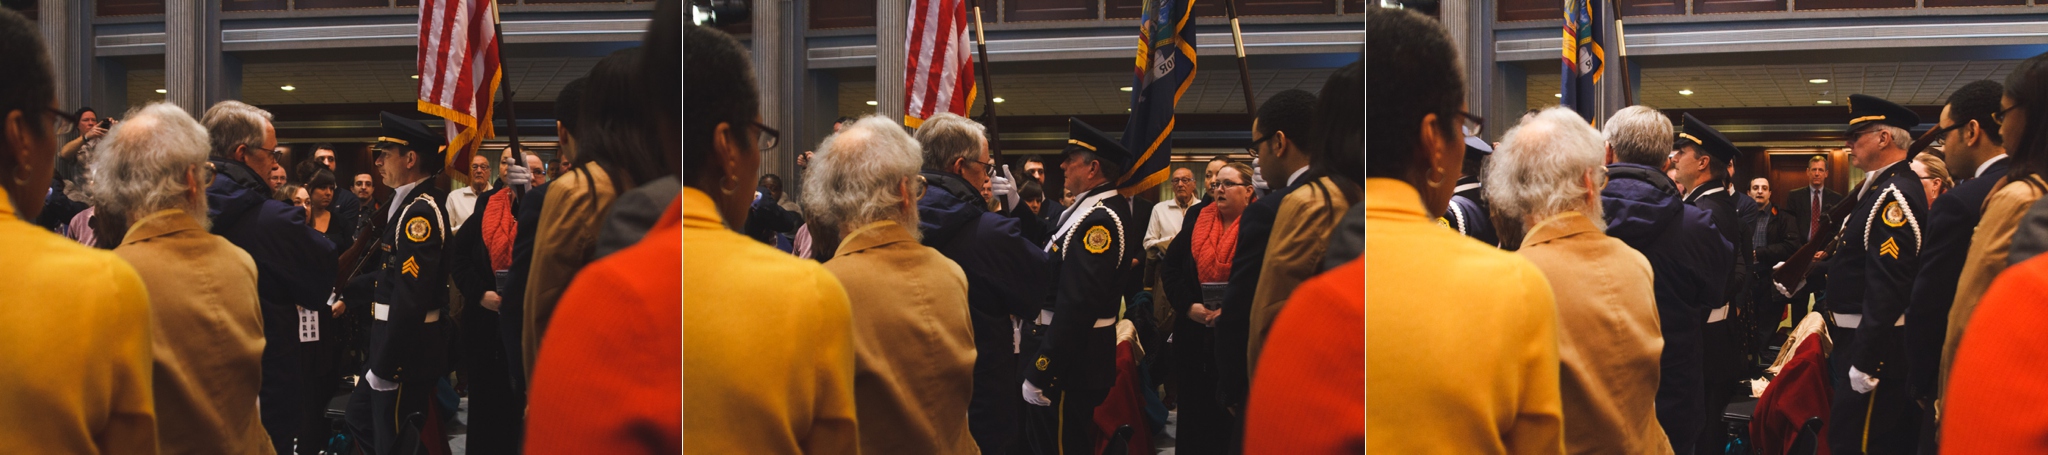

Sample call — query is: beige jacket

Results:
[1248,176,1358,370]
[113,209,271,454]
[823,221,980,455]
[524,162,620,377]
[1517,212,1673,455]
[1941,176,2046,403]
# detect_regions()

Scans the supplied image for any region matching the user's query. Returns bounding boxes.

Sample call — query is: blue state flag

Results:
[1562,0,1606,125]
[1117,0,1196,196]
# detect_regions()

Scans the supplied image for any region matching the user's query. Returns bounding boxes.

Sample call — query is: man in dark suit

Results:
[342,112,455,455]
[1214,89,1319,452]
[1905,80,2009,453]
[1020,118,1137,455]
[1781,155,1845,328]
[1671,113,1754,454]
[1826,94,1930,454]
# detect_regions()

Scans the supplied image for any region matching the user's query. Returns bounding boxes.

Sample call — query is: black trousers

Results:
[970,327,1020,455]
[1828,326,1921,455]
[1022,388,1110,455]
[292,336,343,455]
[1173,324,1229,455]
[461,307,523,454]
[260,315,305,455]
[346,322,449,455]
[1696,319,1745,454]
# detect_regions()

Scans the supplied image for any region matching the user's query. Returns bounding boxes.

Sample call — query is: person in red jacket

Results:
[1242,258,1363,454]
[1942,253,2048,453]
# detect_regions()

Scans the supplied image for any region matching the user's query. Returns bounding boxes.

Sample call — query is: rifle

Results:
[1772,128,1941,295]
[335,209,389,296]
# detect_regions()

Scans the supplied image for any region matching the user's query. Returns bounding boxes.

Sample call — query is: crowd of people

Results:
[0,1,681,453]
[1370,5,2048,455]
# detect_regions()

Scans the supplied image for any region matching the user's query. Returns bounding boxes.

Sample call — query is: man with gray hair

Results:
[1826,94,1930,453]
[804,116,980,454]
[1599,104,1732,455]
[909,112,1051,453]
[93,102,272,453]
[200,99,338,454]
[1493,106,1671,454]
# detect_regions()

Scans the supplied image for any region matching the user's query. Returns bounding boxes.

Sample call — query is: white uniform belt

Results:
[1706,304,1731,323]
[1832,312,1862,329]
[1037,309,1115,328]
[372,303,442,323]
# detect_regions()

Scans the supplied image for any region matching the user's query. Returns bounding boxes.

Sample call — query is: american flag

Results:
[417,0,501,182]
[902,0,977,128]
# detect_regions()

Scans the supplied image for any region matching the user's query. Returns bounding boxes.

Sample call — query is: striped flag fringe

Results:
[417,0,502,182]
[903,0,977,128]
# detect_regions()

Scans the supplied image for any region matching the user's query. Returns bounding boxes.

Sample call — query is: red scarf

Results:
[483,189,518,270]
[1193,206,1241,283]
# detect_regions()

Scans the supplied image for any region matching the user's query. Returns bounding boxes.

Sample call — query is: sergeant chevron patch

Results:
[402,256,420,277]
[1880,237,1900,259]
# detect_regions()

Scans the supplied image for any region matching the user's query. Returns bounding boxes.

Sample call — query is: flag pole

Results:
[491,2,526,191]
[1609,0,1634,107]
[968,0,1003,162]
[1223,0,1257,114]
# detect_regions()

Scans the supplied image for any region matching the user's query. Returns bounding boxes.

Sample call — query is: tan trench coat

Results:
[1941,176,2046,405]
[1517,212,1674,455]
[1247,176,1359,371]
[824,220,980,455]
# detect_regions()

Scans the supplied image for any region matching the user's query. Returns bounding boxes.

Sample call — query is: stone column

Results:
[752,0,786,183]
[166,0,222,114]
[875,0,907,124]
[37,0,80,109]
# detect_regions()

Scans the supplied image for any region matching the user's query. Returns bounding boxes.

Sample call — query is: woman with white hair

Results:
[803,115,978,455]
[1485,107,1672,455]
[92,102,271,453]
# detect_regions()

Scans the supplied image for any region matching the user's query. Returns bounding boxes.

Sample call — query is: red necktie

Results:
[1810,189,1822,240]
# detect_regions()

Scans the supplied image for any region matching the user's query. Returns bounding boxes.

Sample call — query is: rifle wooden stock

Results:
[335,212,387,292]
[1771,127,1943,293]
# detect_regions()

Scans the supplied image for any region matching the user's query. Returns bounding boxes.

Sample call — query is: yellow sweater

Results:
[682,188,860,454]
[1365,178,1565,454]
[0,185,157,454]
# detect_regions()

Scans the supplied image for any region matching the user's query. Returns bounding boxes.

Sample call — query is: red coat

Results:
[1752,332,1833,455]
[1093,336,1151,455]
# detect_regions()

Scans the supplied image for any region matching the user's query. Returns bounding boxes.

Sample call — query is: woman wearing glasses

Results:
[0,9,156,453]
[1158,161,1256,455]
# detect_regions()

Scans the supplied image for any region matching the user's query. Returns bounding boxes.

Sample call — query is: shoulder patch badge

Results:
[405,216,432,242]
[1882,201,1906,228]
[1084,225,1112,254]
[1035,355,1049,371]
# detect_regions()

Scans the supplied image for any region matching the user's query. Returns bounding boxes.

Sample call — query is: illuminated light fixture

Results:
[1678,89,1694,96]
[412,74,420,79]
[155,89,167,94]
[1809,78,1829,84]
[1554,93,1562,98]
[1816,100,1834,105]
[281,85,296,91]
[993,97,1005,103]
[866,100,878,106]
[1120,86,1133,92]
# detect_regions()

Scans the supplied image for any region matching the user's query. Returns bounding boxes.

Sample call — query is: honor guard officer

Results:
[1826,94,1929,455]
[1443,135,1498,246]
[343,112,454,455]
[1671,112,1755,454]
[1019,118,1138,455]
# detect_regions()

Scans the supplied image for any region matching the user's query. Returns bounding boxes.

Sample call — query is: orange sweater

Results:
[525,194,682,454]
[1941,253,2048,454]
[1243,257,1364,454]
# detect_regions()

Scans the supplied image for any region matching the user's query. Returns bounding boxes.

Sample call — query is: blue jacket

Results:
[1907,158,2010,401]
[207,159,338,314]
[1601,162,1732,454]
[917,171,1052,327]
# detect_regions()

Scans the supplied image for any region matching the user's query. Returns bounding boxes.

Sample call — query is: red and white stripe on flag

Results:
[902,0,976,128]
[417,0,502,182]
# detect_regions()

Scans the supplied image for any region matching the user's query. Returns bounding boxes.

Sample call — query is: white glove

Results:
[503,160,532,187]
[1251,157,1269,190]
[992,165,1020,210]
[1023,380,1052,406]
[1849,366,1878,394]
[366,370,399,391]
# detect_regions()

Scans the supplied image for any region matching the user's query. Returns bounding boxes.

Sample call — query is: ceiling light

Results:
[1120,86,1133,92]
[1554,93,1562,98]
[1809,78,1828,84]
[865,100,878,106]
[1678,89,1694,96]
[412,74,420,79]
[1816,100,1833,105]
[993,97,1005,103]
[154,89,167,94]
[280,85,296,91]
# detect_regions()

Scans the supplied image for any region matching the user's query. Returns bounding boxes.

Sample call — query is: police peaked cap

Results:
[1063,117,1136,171]
[1845,94,1921,133]
[1464,134,1493,160]
[1675,113,1740,162]
[377,111,448,173]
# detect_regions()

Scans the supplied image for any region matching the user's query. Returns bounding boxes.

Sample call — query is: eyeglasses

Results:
[1992,104,2021,125]
[1925,123,1964,151]
[471,163,492,171]
[1170,176,1195,184]
[43,108,79,133]
[1246,135,1274,158]
[908,175,929,200]
[962,157,997,176]
[1455,111,1485,137]
[754,122,781,150]
[1216,180,1252,189]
